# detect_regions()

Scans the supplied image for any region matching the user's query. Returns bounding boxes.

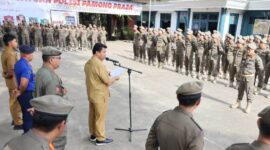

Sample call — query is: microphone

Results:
[105,57,119,63]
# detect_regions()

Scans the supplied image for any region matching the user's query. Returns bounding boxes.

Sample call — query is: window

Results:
[193,14,200,20]
[201,14,207,20]
[209,14,218,21]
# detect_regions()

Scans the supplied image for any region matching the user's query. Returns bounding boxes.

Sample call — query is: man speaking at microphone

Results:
[84,43,120,145]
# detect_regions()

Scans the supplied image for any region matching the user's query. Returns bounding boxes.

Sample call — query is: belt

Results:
[241,74,254,77]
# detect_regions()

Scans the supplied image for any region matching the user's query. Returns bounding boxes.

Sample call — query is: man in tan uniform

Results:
[1,33,23,130]
[84,43,120,145]
[226,106,270,150]
[145,81,204,150]
[3,95,74,150]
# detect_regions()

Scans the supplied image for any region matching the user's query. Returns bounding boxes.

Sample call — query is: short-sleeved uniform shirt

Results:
[145,106,204,150]
[84,56,110,103]
[3,130,51,150]
[14,57,35,91]
[1,47,18,90]
[35,66,64,97]
[226,140,270,150]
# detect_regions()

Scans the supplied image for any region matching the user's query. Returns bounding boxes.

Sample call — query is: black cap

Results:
[19,45,35,54]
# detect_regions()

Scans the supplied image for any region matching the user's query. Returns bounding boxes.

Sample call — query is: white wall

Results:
[155,12,161,28]
[236,13,243,36]
[221,10,230,41]
[171,12,177,31]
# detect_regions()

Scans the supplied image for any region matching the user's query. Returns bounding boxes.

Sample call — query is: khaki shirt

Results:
[226,140,270,150]
[35,66,64,97]
[145,106,204,150]
[84,56,110,103]
[1,47,18,90]
[3,130,51,150]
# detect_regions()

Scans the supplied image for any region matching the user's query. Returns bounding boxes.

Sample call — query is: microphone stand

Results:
[112,62,147,142]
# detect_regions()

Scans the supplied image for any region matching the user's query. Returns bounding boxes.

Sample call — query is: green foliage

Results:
[121,27,134,40]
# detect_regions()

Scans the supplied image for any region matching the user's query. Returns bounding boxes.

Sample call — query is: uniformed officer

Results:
[145,81,204,150]
[165,27,173,65]
[46,25,55,47]
[81,26,88,51]
[87,24,93,49]
[226,105,270,150]
[84,43,120,145]
[58,26,67,51]
[185,30,198,77]
[133,25,140,61]
[228,39,245,88]
[223,34,235,82]
[196,31,205,79]
[68,26,76,51]
[35,46,67,150]
[0,25,4,47]
[208,33,224,83]
[202,31,212,79]
[230,43,263,113]
[100,26,107,45]
[149,29,158,66]
[145,28,154,65]
[1,33,23,130]
[91,26,99,50]
[170,32,177,67]
[14,45,36,133]
[33,23,43,51]
[254,38,270,95]
[139,26,147,63]
[3,95,74,150]
[156,29,167,68]
[19,21,30,45]
[175,31,185,74]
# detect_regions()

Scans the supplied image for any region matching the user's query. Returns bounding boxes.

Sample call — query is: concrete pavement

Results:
[1,41,270,150]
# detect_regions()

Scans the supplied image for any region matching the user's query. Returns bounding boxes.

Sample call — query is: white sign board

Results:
[0,0,142,25]
[253,19,270,35]
[51,11,78,26]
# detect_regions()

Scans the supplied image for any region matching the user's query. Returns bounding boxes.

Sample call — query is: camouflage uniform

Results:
[133,27,141,61]
[230,43,263,113]
[175,33,185,74]
[185,31,197,77]
[34,24,43,49]
[19,23,30,45]
[46,26,55,46]
[208,35,224,83]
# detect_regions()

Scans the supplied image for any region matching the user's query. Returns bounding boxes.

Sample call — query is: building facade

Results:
[136,0,270,39]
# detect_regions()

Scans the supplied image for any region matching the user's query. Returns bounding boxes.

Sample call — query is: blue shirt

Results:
[14,58,35,91]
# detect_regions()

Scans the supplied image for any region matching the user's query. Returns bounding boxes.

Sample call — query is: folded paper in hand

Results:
[110,67,125,77]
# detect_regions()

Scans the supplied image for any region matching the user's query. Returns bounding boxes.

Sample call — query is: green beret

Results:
[176,81,203,95]
[258,106,270,124]
[30,95,73,116]
[42,46,62,56]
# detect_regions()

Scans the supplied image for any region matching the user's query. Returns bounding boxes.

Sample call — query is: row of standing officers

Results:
[133,25,270,113]
[0,21,107,51]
